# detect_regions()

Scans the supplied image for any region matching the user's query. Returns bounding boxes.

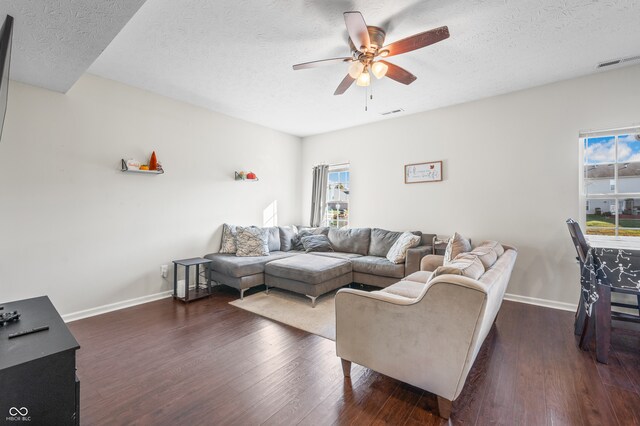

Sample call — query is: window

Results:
[581,128,640,240]
[326,164,349,228]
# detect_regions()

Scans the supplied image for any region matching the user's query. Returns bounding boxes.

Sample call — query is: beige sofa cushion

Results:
[468,246,498,269]
[433,253,485,280]
[380,280,426,299]
[443,232,471,265]
[479,240,504,257]
[404,270,433,283]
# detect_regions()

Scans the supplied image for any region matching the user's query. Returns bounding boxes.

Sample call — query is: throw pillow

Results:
[301,234,333,252]
[235,226,269,257]
[386,232,421,264]
[219,223,238,254]
[292,227,329,250]
[432,253,485,280]
[479,240,504,257]
[468,246,498,269]
[443,232,471,265]
[278,225,298,251]
[262,226,281,252]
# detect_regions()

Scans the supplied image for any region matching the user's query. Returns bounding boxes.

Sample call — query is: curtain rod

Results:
[312,162,350,169]
[580,125,640,138]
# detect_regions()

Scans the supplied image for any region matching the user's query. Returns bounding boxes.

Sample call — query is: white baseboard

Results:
[60,290,575,323]
[504,293,577,312]
[62,291,173,323]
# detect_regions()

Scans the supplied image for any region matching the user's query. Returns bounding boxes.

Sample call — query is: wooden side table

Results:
[172,258,213,302]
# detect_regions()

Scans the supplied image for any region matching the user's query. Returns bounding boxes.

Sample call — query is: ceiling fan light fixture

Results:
[356,70,371,87]
[371,61,388,79]
[348,61,364,78]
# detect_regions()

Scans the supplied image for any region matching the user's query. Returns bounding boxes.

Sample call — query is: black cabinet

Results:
[0,296,80,425]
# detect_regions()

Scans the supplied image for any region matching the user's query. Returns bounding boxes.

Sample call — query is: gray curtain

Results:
[310,164,329,227]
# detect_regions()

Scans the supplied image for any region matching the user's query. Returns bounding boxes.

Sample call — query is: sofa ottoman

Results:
[264,254,352,307]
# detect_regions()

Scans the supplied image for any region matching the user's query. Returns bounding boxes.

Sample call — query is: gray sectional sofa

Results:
[204,226,435,304]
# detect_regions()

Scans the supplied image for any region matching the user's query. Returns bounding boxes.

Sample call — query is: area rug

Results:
[229,289,336,340]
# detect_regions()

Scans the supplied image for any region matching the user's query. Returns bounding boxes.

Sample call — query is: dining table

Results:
[583,240,640,363]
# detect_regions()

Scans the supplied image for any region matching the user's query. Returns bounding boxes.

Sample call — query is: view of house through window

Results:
[583,129,640,238]
[326,164,350,228]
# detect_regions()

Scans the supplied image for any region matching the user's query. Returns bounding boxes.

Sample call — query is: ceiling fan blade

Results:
[344,11,370,51]
[293,57,353,70]
[334,74,355,95]
[380,60,417,85]
[383,26,449,57]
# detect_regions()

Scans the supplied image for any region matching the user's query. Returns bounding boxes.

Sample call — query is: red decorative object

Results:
[149,151,158,171]
[246,172,257,180]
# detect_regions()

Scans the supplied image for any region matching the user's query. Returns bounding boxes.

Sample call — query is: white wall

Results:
[0,74,301,316]
[302,64,640,306]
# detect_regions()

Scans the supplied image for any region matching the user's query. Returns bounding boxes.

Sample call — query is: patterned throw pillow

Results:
[386,232,421,264]
[219,223,238,254]
[443,232,471,265]
[235,226,269,257]
[301,234,333,252]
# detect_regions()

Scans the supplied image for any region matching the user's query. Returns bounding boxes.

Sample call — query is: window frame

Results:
[325,163,350,229]
[580,127,640,246]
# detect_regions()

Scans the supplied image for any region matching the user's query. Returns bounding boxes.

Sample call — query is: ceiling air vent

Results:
[597,54,640,69]
[380,108,404,116]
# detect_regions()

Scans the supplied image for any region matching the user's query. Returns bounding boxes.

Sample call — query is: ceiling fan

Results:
[292,11,449,95]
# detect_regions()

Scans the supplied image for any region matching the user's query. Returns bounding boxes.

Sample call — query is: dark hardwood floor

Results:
[67,286,640,425]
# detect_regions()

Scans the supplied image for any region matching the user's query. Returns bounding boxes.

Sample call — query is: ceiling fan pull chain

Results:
[364,85,368,111]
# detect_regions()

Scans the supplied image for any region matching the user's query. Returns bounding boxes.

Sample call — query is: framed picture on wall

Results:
[404,161,443,184]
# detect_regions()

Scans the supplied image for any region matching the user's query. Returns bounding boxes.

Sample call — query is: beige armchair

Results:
[335,247,517,419]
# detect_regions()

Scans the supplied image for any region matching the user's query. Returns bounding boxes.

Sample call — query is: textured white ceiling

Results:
[0,0,146,92]
[91,0,638,136]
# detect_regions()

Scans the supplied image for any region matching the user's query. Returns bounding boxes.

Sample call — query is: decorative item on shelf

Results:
[121,157,164,174]
[235,171,259,181]
[149,151,158,170]
[404,160,442,184]
[125,159,141,170]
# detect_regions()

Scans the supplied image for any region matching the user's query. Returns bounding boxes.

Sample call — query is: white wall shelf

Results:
[121,159,164,174]
[234,171,258,181]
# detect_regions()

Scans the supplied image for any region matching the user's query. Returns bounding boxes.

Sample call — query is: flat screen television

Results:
[0,15,13,143]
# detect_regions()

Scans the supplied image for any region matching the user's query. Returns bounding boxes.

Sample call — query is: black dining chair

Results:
[566,219,595,347]
[566,218,640,359]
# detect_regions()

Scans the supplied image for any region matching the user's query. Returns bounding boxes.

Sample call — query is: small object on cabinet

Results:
[0,310,20,326]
